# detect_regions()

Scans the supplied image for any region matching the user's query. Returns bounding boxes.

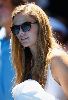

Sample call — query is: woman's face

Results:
[12,13,38,48]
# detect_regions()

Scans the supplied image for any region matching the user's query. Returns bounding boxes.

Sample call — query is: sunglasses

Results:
[11,22,37,35]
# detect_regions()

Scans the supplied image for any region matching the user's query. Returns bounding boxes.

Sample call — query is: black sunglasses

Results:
[11,22,37,35]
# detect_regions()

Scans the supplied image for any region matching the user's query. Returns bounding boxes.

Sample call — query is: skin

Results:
[51,49,68,97]
[52,30,68,97]
[13,13,38,60]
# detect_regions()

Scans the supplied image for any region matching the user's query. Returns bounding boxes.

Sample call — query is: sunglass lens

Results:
[11,25,20,35]
[21,22,31,32]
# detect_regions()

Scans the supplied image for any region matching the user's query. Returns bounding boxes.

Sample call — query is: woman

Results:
[11,3,68,100]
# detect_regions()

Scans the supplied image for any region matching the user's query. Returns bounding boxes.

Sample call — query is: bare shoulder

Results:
[51,48,68,66]
[50,48,68,97]
[49,47,68,79]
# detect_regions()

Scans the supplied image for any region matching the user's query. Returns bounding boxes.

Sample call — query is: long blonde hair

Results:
[11,3,57,87]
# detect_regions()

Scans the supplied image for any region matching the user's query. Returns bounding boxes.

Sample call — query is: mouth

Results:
[21,37,29,41]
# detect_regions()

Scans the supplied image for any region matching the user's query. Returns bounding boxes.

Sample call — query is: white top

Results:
[12,79,57,100]
[45,66,68,100]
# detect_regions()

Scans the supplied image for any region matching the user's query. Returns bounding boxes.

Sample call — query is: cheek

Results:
[30,27,38,41]
[16,35,22,43]
[30,31,38,43]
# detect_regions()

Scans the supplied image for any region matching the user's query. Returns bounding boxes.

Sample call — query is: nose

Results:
[19,27,25,36]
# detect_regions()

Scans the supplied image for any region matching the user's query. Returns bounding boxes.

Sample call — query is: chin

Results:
[22,42,32,48]
[22,44,30,48]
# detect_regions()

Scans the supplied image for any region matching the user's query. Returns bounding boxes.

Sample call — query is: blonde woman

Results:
[11,3,68,100]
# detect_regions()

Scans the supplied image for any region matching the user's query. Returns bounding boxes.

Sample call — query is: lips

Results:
[21,37,29,41]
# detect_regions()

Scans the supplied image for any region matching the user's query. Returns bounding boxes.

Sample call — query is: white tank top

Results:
[45,66,68,100]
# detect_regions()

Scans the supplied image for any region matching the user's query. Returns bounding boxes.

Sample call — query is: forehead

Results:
[13,12,36,25]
